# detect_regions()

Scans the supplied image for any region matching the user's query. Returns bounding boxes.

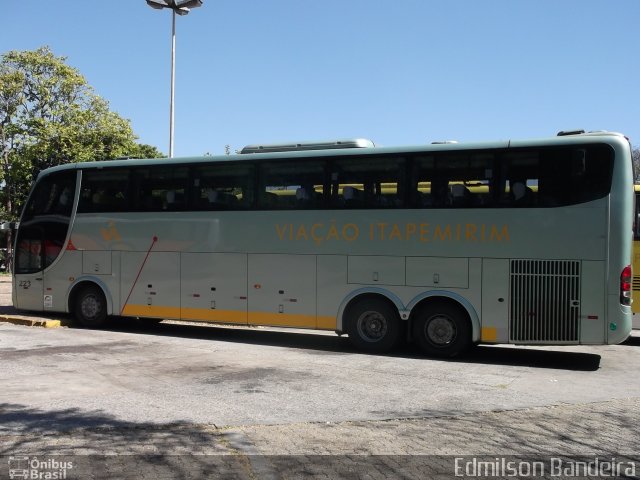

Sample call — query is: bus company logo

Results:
[100,221,121,242]
[276,221,510,245]
[8,456,74,479]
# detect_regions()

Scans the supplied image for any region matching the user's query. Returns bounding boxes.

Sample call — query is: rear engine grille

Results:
[510,260,580,343]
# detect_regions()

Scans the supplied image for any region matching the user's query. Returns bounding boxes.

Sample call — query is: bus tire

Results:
[346,298,402,353]
[74,285,108,328]
[412,302,471,357]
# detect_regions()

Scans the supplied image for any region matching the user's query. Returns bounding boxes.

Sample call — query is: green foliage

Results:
[0,46,162,223]
[128,143,165,159]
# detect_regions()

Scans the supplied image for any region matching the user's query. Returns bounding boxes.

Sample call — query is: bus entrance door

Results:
[14,272,45,312]
[13,232,45,312]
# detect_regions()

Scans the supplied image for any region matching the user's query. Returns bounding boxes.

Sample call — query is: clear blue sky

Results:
[3,1,639,157]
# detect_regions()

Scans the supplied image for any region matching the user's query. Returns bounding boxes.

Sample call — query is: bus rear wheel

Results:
[346,298,402,353]
[412,302,471,357]
[74,285,108,328]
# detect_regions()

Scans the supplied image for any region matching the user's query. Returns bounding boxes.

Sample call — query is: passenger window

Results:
[192,164,254,210]
[132,167,189,211]
[411,153,495,208]
[330,156,404,209]
[78,169,130,213]
[258,161,325,209]
[502,145,613,207]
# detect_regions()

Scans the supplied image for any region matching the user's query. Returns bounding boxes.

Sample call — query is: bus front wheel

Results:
[346,298,402,353]
[412,302,471,357]
[74,285,108,328]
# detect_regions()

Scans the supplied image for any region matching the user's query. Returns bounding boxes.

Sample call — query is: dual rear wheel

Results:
[411,302,471,358]
[346,298,471,357]
[346,298,403,353]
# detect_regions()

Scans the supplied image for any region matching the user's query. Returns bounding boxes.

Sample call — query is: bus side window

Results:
[511,181,534,207]
[501,151,539,207]
[431,178,449,207]
[411,153,494,208]
[258,160,325,210]
[192,163,254,211]
[450,184,471,207]
[78,169,130,213]
[342,186,363,208]
[131,167,188,212]
[165,190,185,210]
[259,191,279,209]
[331,156,405,209]
[295,187,316,208]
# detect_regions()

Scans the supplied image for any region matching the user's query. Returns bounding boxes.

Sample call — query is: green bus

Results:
[13,131,634,356]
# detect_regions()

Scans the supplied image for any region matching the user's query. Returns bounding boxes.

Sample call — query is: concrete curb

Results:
[0,315,65,328]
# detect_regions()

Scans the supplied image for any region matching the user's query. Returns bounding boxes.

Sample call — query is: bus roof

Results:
[36,130,629,180]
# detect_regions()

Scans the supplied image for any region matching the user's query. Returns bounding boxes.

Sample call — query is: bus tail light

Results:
[620,265,632,306]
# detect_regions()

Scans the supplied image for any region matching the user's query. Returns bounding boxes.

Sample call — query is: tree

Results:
[633,147,640,182]
[129,143,164,159]
[0,47,162,261]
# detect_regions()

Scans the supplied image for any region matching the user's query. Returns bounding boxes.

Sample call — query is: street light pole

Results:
[146,0,203,158]
[170,9,176,158]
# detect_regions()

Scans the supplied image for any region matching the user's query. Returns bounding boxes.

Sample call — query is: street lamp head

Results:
[177,0,203,9]
[146,0,166,9]
[146,0,203,13]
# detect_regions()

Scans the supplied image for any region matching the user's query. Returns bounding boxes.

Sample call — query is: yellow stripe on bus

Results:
[121,304,181,319]
[120,304,337,330]
[316,315,337,330]
[481,327,497,342]
[248,311,316,328]
[181,308,246,324]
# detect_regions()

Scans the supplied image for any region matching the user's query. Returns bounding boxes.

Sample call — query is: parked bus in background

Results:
[12,131,634,356]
